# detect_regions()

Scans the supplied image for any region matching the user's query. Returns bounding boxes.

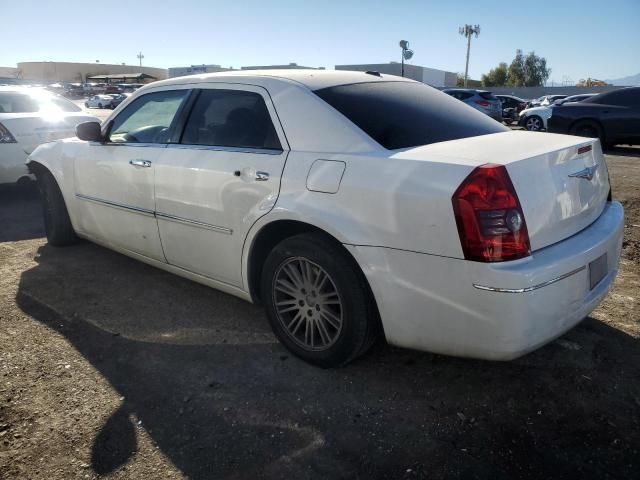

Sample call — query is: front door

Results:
[73,88,190,261]
[153,85,289,287]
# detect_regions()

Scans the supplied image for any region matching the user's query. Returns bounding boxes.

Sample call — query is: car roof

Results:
[150,69,414,91]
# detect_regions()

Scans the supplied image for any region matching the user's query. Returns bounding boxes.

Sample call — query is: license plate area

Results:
[589,254,608,290]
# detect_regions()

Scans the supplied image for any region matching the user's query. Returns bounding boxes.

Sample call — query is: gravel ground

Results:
[0,146,638,480]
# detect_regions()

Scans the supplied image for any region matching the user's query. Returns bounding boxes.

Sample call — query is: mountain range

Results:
[606,73,640,86]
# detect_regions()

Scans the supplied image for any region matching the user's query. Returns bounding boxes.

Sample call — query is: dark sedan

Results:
[547,87,640,147]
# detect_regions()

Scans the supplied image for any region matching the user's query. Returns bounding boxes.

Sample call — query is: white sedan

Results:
[27,71,623,367]
[0,87,98,185]
[85,94,116,109]
[519,93,597,131]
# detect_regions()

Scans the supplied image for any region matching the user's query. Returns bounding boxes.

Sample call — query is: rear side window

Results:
[315,82,507,150]
[592,88,640,106]
[181,89,282,150]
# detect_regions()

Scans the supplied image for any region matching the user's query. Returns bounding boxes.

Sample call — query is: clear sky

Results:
[2,0,639,82]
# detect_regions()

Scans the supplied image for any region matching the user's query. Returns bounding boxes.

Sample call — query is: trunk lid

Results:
[0,113,97,154]
[398,131,610,252]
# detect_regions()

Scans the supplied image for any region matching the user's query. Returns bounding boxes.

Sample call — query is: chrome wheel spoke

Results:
[272,257,343,351]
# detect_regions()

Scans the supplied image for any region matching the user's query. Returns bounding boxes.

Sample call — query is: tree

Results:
[507,49,526,87]
[481,62,508,87]
[503,49,551,87]
[456,73,466,87]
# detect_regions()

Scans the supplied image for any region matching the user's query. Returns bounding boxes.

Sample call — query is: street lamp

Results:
[459,24,480,87]
[399,40,414,77]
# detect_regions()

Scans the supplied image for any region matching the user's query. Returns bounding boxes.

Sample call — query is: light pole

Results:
[459,24,480,87]
[399,40,414,77]
[137,51,144,67]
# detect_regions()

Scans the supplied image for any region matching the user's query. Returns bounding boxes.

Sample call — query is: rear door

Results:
[73,88,190,260]
[153,84,289,287]
[594,89,640,141]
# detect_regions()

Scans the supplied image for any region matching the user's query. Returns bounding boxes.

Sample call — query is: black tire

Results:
[524,115,544,131]
[261,233,379,368]
[37,170,78,246]
[98,103,103,109]
[570,120,605,145]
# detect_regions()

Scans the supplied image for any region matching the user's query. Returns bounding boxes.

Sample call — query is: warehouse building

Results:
[16,62,167,83]
[335,62,457,87]
[168,62,324,78]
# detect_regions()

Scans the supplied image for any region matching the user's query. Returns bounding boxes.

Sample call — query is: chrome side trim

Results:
[473,266,586,293]
[76,194,231,235]
[165,143,283,156]
[156,212,233,235]
[76,193,155,217]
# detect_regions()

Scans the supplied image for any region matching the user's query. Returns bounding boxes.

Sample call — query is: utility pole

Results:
[459,24,480,87]
[137,51,144,67]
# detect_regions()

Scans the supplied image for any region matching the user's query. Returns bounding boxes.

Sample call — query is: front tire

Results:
[261,233,379,368]
[570,120,604,145]
[37,170,78,246]
[524,115,544,131]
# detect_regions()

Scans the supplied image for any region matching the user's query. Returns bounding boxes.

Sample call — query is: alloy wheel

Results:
[272,257,343,351]
[525,117,542,131]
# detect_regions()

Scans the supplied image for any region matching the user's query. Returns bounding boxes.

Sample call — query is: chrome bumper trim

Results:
[473,266,586,293]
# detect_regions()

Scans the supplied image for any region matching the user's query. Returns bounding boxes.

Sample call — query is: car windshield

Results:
[0,90,81,113]
[314,82,508,150]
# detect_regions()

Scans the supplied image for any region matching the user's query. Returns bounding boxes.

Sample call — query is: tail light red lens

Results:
[475,100,490,107]
[452,164,531,262]
[0,122,17,143]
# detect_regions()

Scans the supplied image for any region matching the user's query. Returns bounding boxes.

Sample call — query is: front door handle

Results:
[129,159,151,168]
[255,171,269,181]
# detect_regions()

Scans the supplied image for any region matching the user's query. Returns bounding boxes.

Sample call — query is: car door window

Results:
[593,89,640,107]
[108,90,188,144]
[180,89,282,150]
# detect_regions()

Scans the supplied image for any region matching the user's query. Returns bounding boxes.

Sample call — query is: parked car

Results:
[442,88,503,122]
[548,87,640,147]
[107,93,129,109]
[85,94,116,109]
[27,71,623,367]
[519,94,597,131]
[527,94,569,108]
[496,95,529,125]
[0,87,98,185]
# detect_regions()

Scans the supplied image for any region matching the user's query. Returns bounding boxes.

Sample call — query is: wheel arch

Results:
[244,219,382,334]
[568,117,606,140]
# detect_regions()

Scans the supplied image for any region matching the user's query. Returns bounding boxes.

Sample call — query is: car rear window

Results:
[314,82,507,150]
[0,92,81,113]
[479,91,497,100]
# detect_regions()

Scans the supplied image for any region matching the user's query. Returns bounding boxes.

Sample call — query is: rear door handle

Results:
[129,159,151,168]
[255,171,269,181]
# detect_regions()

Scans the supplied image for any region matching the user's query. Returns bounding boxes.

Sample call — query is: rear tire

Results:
[37,170,78,246]
[261,233,379,368]
[570,120,604,145]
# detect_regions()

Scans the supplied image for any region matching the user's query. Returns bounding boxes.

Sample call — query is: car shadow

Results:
[15,243,640,479]
[0,183,44,242]
[605,145,640,158]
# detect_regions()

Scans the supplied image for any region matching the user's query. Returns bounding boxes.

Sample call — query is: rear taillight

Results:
[0,122,17,143]
[475,100,490,107]
[452,164,531,262]
[518,102,527,110]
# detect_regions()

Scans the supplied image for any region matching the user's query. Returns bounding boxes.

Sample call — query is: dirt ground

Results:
[0,147,639,480]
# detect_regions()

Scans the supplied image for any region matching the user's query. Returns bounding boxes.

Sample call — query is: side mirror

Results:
[76,121,103,142]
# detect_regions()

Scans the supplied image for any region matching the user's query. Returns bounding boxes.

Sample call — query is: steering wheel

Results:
[121,125,169,143]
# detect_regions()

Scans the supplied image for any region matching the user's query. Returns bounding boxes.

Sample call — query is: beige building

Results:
[16,61,168,83]
[0,66,18,78]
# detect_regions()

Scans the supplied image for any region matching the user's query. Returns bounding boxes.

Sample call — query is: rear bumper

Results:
[346,201,624,360]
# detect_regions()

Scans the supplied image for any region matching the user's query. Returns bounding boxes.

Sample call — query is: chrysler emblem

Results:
[568,165,597,181]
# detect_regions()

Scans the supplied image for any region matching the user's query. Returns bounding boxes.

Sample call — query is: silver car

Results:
[442,89,503,122]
